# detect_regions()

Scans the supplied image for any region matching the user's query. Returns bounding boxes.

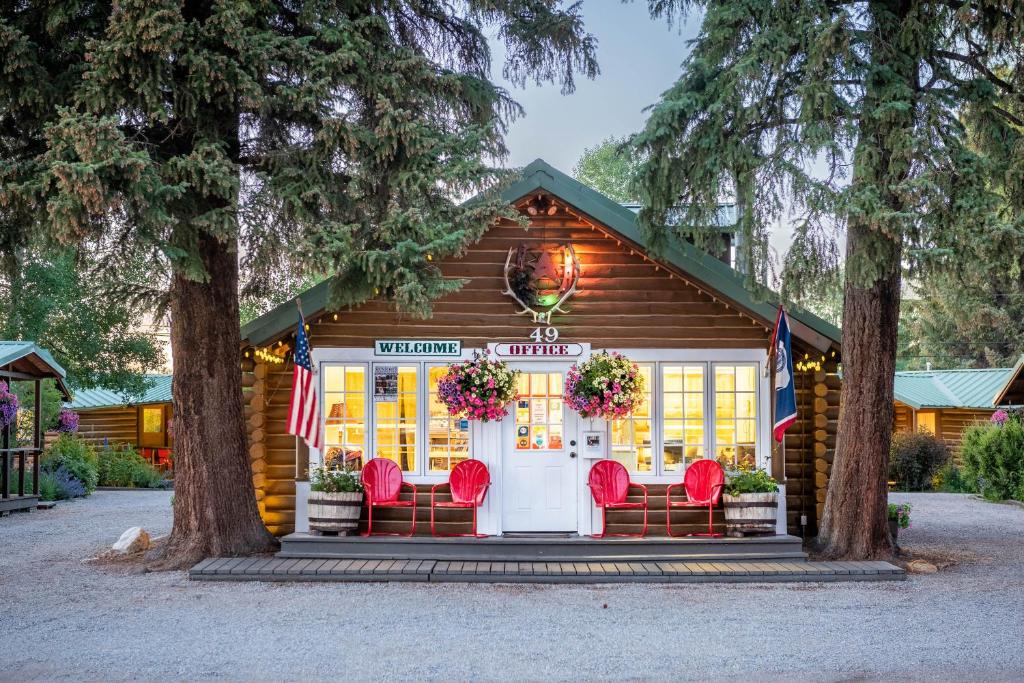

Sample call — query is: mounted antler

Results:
[501,243,580,325]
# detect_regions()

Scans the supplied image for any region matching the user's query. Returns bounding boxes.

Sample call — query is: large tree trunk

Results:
[154,233,277,569]
[817,221,902,559]
[816,0,913,560]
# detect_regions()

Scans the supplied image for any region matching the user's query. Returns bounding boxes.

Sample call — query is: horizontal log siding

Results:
[75,407,139,447]
[938,409,992,461]
[247,215,832,537]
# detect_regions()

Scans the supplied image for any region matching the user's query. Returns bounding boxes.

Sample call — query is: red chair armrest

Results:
[402,481,418,494]
[665,481,684,502]
[710,482,725,503]
[430,482,448,508]
[629,482,648,507]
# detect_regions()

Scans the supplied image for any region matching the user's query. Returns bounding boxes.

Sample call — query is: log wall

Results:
[811,366,842,527]
[75,407,139,447]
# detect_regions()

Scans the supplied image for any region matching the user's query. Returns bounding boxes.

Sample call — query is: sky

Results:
[491,2,700,173]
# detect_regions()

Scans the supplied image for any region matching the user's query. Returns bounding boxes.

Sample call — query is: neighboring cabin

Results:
[893,361,1024,455]
[66,375,174,469]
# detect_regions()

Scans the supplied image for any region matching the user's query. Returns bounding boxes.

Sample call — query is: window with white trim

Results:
[374,364,418,473]
[712,364,758,469]
[661,364,707,472]
[610,364,654,472]
[427,365,471,472]
[322,365,367,471]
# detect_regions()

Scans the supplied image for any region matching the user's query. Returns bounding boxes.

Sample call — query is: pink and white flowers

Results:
[564,351,644,420]
[437,351,519,422]
[0,381,18,430]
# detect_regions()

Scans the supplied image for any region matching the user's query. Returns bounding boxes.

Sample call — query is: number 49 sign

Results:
[530,327,559,343]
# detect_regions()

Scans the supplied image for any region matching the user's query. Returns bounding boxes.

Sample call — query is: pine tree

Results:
[632,1,1024,558]
[4,1,597,567]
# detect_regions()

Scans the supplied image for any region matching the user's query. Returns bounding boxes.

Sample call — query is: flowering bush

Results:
[55,408,79,434]
[0,380,18,430]
[991,409,1009,426]
[437,352,519,422]
[309,464,363,493]
[564,351,644,420]
[888,502,912,529]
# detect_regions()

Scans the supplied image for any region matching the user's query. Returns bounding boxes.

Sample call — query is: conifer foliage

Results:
[2,0,597,566]
[633,1,1024,558]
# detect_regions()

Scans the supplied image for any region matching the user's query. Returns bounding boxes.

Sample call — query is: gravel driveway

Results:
[1,491,1022,682]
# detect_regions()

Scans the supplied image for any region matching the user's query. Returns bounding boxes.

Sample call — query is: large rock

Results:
[907,559,938,574]
[112,527,151,554]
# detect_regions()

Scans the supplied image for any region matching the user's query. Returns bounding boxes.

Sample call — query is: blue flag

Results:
[772,307,797,442]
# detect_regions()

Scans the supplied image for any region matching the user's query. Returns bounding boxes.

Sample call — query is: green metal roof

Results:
[893,367,1015,410]
[69,374,173,410]
[0,340,71,398]
[241,158,842,351]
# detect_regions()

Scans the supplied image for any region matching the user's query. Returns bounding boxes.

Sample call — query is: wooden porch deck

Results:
[188,556,905,584]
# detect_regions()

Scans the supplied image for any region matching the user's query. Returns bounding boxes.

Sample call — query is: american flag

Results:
[287,311,322,450]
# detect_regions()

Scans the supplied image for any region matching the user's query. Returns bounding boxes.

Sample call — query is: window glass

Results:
[323,365,367,470]
[713,365,757,469]
[515,371,564,450]
[662,365,705,471]
[917,411,937,434]
[427,365,470,472]
[611,364,654,472]
[375,365,418,472]
[142,407,163,434]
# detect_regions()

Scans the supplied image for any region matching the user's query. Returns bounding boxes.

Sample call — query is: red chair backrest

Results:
[588,460,631,506]
[449,459,490,506]
[362,458,404,503]
[684,459,725,504]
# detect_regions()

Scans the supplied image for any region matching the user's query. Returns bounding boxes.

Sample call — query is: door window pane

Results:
[323,365,367,470]
[516,372,564,450]
[610,364,653,472]
[375,365,418,472]
[713,365,757,470]
[662,365,705,471]
[427,365,470,472]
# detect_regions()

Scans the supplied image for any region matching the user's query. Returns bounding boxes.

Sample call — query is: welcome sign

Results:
[374,340,462,356]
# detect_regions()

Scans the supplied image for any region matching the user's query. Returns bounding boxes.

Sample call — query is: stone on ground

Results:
[907,559,938,574]
[112,527,151,554]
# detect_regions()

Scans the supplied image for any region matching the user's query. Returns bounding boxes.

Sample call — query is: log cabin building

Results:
[239,160,843,539]
[893,361,1024,456]
[67,375,173,469]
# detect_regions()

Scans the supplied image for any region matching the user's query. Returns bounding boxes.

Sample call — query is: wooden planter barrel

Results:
[308,491,364,535]
[722,492,778,537]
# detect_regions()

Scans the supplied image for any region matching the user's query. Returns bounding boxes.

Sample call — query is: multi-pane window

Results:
[661,365,706,472]
[515,372,564,450]
[713,364,757,469]
[610,364,654,472]
[374,365,418,472]
[323,365,367,470]
[427,365,470,472]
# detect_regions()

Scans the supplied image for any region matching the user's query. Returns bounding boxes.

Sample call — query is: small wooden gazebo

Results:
[0,341,71,513]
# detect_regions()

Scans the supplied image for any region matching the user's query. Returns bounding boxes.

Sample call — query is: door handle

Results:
[569,451,577,458]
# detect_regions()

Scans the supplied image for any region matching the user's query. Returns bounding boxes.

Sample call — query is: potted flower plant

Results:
[437,351,519,422]
[563,351,644,420]
[308,465,364,535]
[0,380,18,431]
[722,465,779,537]
[888,502,911,543]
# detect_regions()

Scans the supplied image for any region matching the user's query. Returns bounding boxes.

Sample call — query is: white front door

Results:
[501,363,578,532]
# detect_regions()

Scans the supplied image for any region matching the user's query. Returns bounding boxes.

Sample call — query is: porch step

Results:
[189,557,904,584]
[276,533,808,563]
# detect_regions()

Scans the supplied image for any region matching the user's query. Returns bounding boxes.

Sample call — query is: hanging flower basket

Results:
[55,408,79,434]
[437,351,519,422]
[564,351,644,420]
[0,381,18,431]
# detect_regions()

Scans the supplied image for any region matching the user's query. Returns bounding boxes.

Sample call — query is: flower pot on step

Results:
[308,491,364,535]
[722,492,778,537]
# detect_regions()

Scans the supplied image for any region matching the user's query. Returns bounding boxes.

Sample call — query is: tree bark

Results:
[153,233,277,569]
[817,0,914,560]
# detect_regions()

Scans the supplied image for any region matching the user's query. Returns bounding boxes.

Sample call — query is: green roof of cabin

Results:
[240,158,842,350]
[69,374,173,410]
[0,340,71,398]
[893,367,1015,410]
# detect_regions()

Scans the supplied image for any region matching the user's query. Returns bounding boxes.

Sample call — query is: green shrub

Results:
[960,417,1024,501]
[725,467,778,496]
[933,461,972,493]
[888,430,950,491]
[97,446,165,488]
[42,434,98,494]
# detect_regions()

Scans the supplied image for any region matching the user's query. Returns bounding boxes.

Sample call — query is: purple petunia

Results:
[56,408,79,434]
[0,381,18,430]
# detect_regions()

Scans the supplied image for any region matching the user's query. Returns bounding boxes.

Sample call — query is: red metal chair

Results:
[361,458,417,537]
[666,459,725,537]
[587,459,648,538]
[430,459,490,537]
